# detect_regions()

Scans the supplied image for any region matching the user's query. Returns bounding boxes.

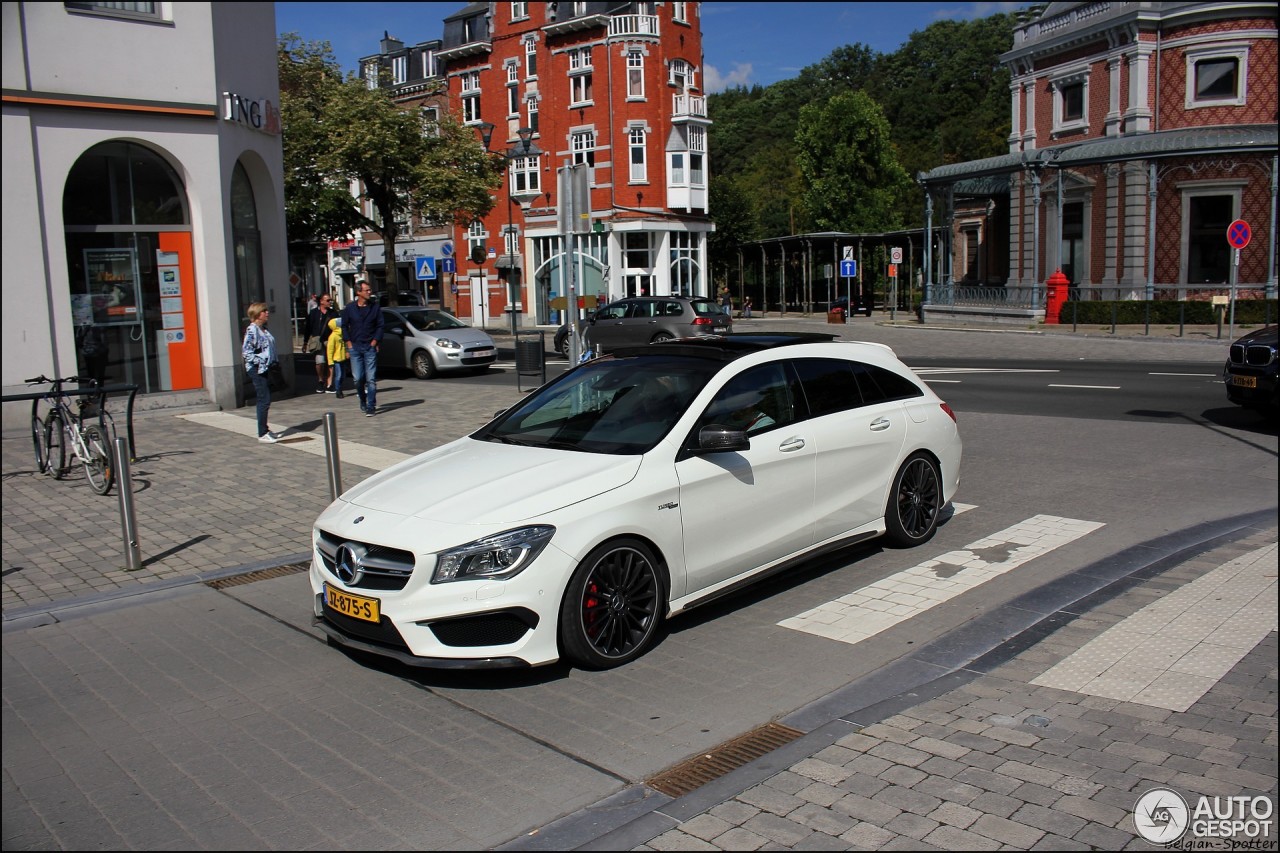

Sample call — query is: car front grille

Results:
[1229,343,1276,367]
[317,529,416,591]
[428,608,539,647]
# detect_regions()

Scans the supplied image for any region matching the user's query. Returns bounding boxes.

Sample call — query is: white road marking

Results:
[1032,543,1277,712]
[1048,384,1121,390]
[179,411,411,471]
[910,368,1059,375]
[780,515,1105,645]
[1149,372,1216,377]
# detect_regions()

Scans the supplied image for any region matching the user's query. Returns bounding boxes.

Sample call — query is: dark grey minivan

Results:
[555,296,732,357]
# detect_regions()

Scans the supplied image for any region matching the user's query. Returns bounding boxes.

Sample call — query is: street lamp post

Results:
[476,123,538,338]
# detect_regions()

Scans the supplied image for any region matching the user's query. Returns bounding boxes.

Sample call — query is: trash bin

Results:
[827,308,845,324]
[514,330,546,392]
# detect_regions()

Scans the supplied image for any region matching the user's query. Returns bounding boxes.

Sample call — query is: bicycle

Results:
[25,375,117,495]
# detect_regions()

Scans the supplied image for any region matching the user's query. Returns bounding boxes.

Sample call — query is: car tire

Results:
[558,538,664,669]
[555,333,569,359]
[884,453,942,547]
[650,332,674,344]
[411,350,438,380]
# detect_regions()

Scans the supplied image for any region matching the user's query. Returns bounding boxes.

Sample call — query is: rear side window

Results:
[655,300,684,316]
[689,299,719,315]
[792,358,863,417]
[855,363,924,404]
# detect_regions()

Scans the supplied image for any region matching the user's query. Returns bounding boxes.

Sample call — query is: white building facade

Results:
[2,1,288,428]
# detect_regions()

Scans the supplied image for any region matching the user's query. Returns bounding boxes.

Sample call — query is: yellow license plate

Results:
[1232,375,1257,388]
[324,584,380,623]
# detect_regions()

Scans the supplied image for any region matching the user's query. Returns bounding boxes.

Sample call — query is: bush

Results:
[1059,299,1278,326]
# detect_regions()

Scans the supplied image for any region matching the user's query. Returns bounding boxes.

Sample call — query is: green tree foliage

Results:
[707,11,1016,244]
[706,174,755,288]
[278,34,502,304]
[795,91,910,232]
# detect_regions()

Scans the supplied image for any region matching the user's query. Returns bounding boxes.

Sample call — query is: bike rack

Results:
[3,383,140,460]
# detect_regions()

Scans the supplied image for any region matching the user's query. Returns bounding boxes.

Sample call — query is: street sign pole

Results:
[1225,219,1251,343]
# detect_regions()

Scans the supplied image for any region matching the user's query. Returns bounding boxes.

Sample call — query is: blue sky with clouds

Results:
[275,2,1027,92]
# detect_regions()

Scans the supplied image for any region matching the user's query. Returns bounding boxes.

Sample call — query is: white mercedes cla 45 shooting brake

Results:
[311,333,962,670]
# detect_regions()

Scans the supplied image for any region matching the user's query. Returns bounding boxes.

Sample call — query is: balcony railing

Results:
[609,14,658,38]
[672,93,707,118]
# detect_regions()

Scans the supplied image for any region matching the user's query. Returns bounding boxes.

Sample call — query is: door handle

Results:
[870,418,891,432]
[779,437,806,452]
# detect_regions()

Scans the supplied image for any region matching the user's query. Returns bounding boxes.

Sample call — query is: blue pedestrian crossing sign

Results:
[415,256,437,280]
[840,259,857,278]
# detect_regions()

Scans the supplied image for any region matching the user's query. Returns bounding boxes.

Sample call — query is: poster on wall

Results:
[156,250,185,344]
[83,248,141,325]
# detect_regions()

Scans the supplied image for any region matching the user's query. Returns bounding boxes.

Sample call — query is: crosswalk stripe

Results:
[178,411,410,471]
[779,515,1105,645]
[1031,542,1277,711]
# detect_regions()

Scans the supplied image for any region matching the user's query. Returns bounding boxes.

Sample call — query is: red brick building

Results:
[920,2,1276,323]
[437,1,714,327]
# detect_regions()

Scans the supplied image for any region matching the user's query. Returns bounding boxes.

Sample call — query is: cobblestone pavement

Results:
[612,530,1277,853]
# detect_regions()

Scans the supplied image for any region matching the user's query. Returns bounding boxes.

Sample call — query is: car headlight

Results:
[434,337,462,350]
[432,526,555,583]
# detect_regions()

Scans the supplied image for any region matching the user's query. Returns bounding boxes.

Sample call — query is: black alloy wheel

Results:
[884,453,942,546]
[559,539,663,668]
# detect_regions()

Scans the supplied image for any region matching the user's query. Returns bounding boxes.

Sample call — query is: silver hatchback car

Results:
[379,307,498,379]
[556,295,732,357]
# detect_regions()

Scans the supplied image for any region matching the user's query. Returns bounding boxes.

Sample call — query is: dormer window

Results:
[391,55,407,85]
[363,62,378,90]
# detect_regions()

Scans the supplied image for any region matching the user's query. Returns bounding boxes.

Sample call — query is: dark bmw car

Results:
[1223,324,1278,415]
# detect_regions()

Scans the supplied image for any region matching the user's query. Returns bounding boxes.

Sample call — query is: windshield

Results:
[475,355,721,454]
[404,310,466,332]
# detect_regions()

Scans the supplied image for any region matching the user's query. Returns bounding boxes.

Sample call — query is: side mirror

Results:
[696,424,749,454]
[388,325,405,336]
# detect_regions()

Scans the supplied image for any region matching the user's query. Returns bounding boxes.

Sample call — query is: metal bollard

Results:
[114,436,141,570]
[323,412,342,502]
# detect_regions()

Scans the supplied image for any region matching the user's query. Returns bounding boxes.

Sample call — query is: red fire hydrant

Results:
[1045,269,1069,325]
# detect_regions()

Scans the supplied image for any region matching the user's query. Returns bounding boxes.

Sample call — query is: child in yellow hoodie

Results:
[326,317,349,399]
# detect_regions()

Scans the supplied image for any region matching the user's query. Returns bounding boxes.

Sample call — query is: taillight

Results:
[940,403,957,423]
[691,316,712,327]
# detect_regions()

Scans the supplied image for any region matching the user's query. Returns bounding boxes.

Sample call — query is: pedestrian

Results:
[340,279,384,416]
[743,296,753,318]
[718,285,731,315]
[242,302,281,443]
[325,317,349,399]
[302,292,338,392]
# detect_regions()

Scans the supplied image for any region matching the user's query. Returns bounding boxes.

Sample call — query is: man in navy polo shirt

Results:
[340,280,384,416]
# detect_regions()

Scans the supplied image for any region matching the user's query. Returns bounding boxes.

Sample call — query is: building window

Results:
[570,72,593,105]
[460,71,481,124]
[670,152,685,184]
[1061,202,1083,286]
[510,155,541,195]
[363,62,379,90]
[510,1,528,21]
[1186,47,1248,108]
[627,50,645,99]
[568,47,592,71]
[1183,191,1238,284]
[571,130,596,166]
[669,232,699,295]
[508,84,520,116]
[1050,68,1088,135]
[391,56,407,85]
[669,59,695,91]
[527,96,539,134]
[64,1,160,20]
[506,62,519,84]
[672,1,688,22]
[525,38,538,78]
[629,127,647,182]
[420,106,439,136]
[468,220,486,257]
[624,232,653,271]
